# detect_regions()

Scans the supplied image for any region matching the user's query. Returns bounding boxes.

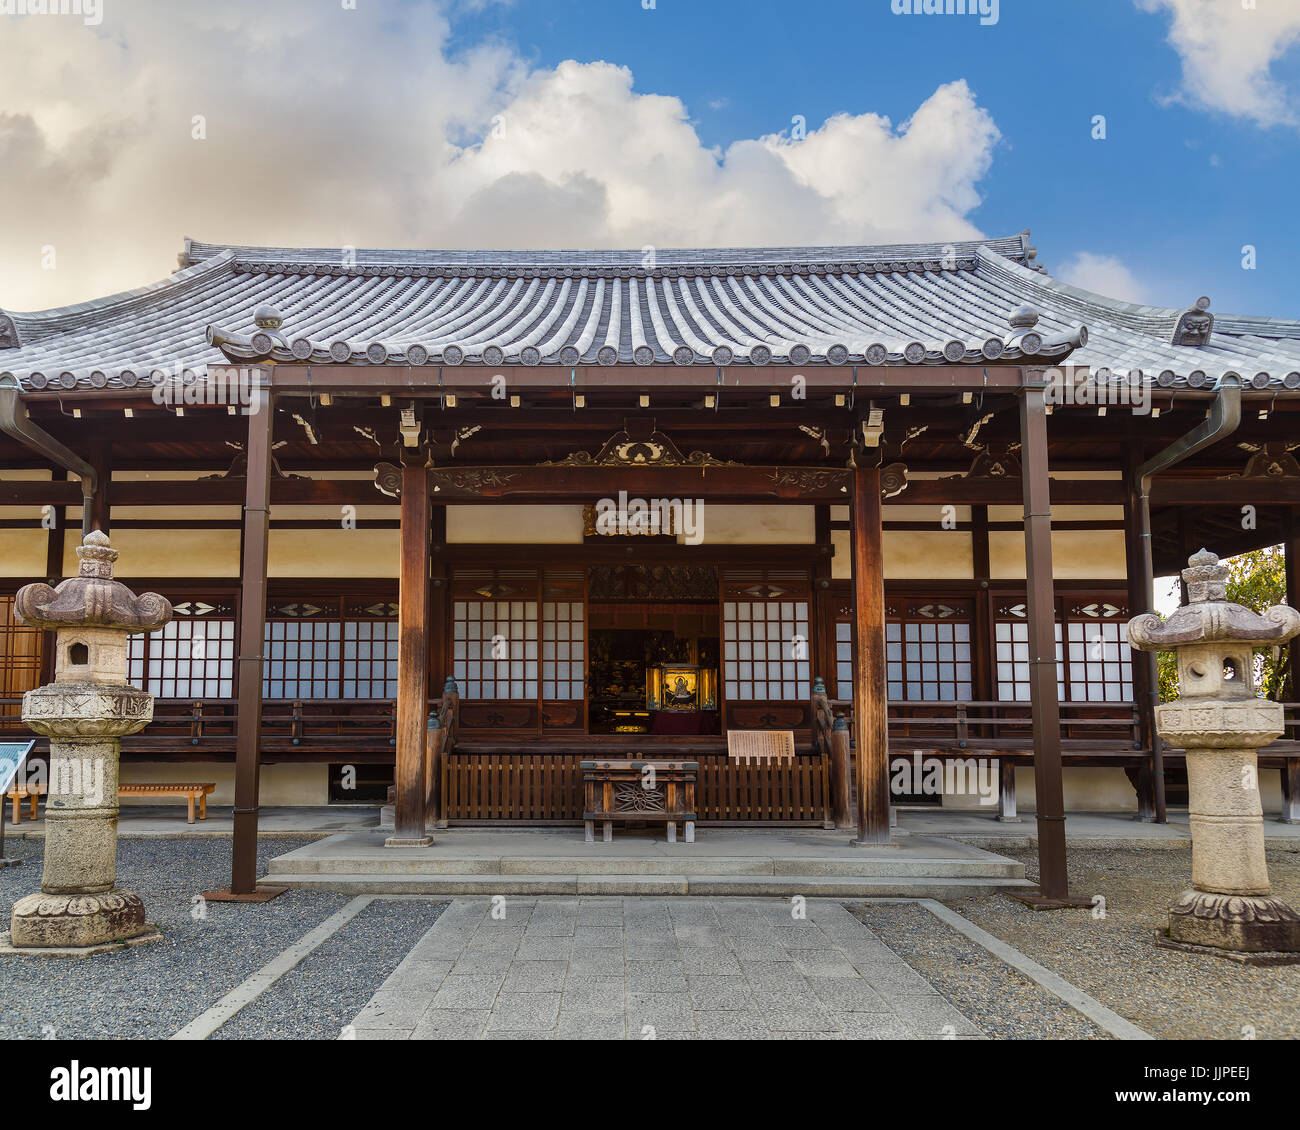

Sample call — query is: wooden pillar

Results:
[88,436,110,535]
[850,461,890,845]
[1124,447,1162,822]
[391,461,431,845]
[427,505,448,825]
[1285,509,1299,824]
[1176,508,1192,606]
[812,505,837,695]
[969,504,1000,803]
[830,717,853,830]
[1019,383,1073,901]
[40,479,66,688]
[428,506,448,690]
[229,389,273,895]
[1286,508,1298,704]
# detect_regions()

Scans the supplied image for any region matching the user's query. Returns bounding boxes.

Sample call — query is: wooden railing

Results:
[0,694,1293,765]
[0,696,403,756]
[440,750,829,824]
[809,690,1145,754]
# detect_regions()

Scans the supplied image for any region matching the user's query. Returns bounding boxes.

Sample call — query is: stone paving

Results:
[347,896,985,1040]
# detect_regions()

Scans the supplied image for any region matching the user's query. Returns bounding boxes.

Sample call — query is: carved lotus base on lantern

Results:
[1154,698,1284,753]
[8,888,160,952]
[1158,889,1300,962]
[21,684,154,739]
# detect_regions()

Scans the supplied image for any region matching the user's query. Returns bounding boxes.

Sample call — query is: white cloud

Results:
[1139,0,1300,127]
[0,1,1002,310]
[1058,253,1150,305]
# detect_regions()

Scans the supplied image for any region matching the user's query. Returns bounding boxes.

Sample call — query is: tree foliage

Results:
[1157,546,1291,702]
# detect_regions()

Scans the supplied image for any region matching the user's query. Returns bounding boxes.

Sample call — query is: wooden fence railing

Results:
[440,751,829,825]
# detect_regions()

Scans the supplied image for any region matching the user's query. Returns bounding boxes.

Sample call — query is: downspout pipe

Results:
[0,381,97,538]
[1134,375,1242,822]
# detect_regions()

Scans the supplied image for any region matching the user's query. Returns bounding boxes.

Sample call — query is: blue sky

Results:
[2,0,1298,316]
[442,0,1300,316]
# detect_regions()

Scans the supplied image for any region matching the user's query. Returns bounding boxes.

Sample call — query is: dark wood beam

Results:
[1151,479,1300,506]
[264,363,1031,395]
[392,461,432,844]
[970,506,993,721]
[230,394,273,895]
[88,436,110,535]
[1287,508,1298,705]
[1020,386,1073,900]
[850,460,890,845]
[1124,446,1162,822]
[0,469,1134,507]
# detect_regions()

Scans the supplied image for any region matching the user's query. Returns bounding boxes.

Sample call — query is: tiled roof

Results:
[2,232,1297,393]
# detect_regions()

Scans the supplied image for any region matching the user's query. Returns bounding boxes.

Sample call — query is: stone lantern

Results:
[7,530,171,952]
[1127,548,1300,962]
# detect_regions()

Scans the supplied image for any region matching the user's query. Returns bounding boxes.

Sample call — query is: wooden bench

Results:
[727,730,795,761]
[119,783,215,824]
[581,760,698,843]
[5,783,45,825]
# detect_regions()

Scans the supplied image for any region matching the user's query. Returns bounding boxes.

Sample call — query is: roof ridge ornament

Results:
[1171,296,1213,347]
[208,303,288,361]
[0,313,19,350]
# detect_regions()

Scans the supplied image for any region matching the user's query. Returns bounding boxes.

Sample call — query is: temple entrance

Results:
[586,604,720,735]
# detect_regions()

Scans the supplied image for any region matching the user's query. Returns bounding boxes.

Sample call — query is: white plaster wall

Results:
[695,505,814,545]
[0,529,50,577]
[120,761,330,806]
[1014,767,1135,812]
[832,529,974,580]
[269,528,398,578]
[989,529,1128,580]
[1007,767,1284,814]
[86,529,242,578]
[448,505,585,543]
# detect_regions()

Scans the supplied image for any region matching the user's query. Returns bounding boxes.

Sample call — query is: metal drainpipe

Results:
[0,382,98,538]
[1135,375,1242,822]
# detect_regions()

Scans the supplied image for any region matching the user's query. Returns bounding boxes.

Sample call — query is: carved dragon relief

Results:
[941,409,1022,479]
[429,468,519,493]
[373,462,520,497]
[202,441,302,481]
[766,463,907,497]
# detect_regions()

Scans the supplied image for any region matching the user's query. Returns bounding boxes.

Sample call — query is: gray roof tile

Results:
[1,234,1297,392]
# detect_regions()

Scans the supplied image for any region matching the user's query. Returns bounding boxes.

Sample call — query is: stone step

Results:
[260,871,1033,898]
[265,853,1023,879]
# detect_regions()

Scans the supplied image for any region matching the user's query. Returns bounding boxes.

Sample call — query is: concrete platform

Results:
[263,827,1031,897]
[10,804,1298,846]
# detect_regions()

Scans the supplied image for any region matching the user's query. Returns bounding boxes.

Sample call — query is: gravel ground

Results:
[0,837,350,1040]
[943,843,1300,1041]
[849,901,1111,1039]
[213,898,447,1040]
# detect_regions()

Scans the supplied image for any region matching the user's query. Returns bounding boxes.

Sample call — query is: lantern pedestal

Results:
[6,532,171,955]
[1129,549,1300,964]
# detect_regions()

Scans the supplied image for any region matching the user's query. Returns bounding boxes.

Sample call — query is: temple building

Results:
[1,232,1297,861]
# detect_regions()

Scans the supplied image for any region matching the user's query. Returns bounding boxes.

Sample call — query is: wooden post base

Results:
[1007,891,1095,911]
[201,886,288,903]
